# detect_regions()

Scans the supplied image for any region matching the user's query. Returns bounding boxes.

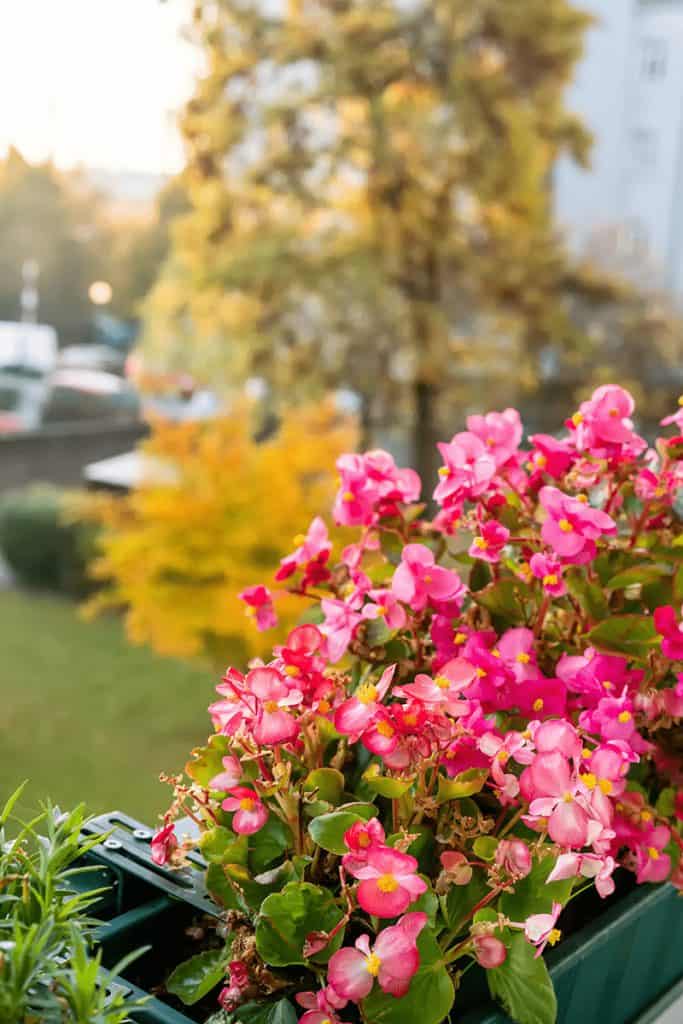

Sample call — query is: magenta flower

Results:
[528,433,574,479]
[276,516,332,582]
[222,787,268,835]
[654,605,683,659]
[347,846,427,918]
[523,901,563,956]
[151,823,177,866]
[391,543,463,612]
[433,432,497,507]
[529,552,566,596]
[334,665,395,740]
[218,961,250,1012]
[333,451,420,526]
[327,912,427,1000]
[635,825,672,883]
[469,520,510,563]
[572,385,646,459]
[208,755,242,791]
[320,598,363,663]
[342,818,385,874]
[239,584,277,631]
[539,486,616,564]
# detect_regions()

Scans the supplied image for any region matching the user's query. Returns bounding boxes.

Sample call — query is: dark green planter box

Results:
[87,812,683,1024]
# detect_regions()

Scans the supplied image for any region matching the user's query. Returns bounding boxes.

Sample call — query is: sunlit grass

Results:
[0,589,219,824]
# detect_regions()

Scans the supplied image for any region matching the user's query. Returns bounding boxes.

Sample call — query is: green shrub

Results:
[0,484,98,595]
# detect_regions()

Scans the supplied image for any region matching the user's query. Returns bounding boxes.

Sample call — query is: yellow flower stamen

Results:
[377,874,399,893]
[581,773,597,790]
[438,466,451,478]
[356,683,379,705]
[547,929,562,947]
[284,664,300,676]
[239,798,255,811]
[562,791,574,803]
[571,412,583,426]
[602,680,613,691]
[617,710,632,723]
[474,537,488,549]
[543,573,558,586]
[365,953,382,976]
[516,652,531,664]
[264,701,279,713]
[342,491,355,502]
[533,698,544,712]
[648,847,660,860]
[598,778,613,795]
[376,720,395,738]
[435,675,451,690]
[454,632,467,644]
[293,534,306,547]
[558,518,573,533]
[536,454,547,468]
[577,493,588,503]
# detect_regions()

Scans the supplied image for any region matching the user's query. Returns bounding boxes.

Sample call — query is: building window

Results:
[640,38,667,79]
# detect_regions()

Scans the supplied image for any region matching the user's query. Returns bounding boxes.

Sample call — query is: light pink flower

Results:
[524,752,591,847]
[391,543,463,612]
[209,755,242,791]
[469,520,510,563]
[524,901,563,956]
[239,584,277,631]
[361,589,407,631]
[247,667,301,745]
[547,852,615,898]
[347,846,427,918]
[572,385,646,459]
[296,987,349,1024]
[635,825,672,883]
[320,598,363,663]
[466,408,523,468]
[327,912,427,1001]
[222,787,268,835]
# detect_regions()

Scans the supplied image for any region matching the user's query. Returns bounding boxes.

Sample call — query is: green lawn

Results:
[0,589,218,825]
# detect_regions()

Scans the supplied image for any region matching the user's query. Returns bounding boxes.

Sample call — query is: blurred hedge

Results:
[0,484,99,596]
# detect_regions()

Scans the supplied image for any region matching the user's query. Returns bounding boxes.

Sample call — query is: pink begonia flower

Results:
[496,628,538,682]
[660,675,683,717]
[578,696,643,749]
[433,432,497,507]
[469,520,510,563]
[150,823,177,866]
[547,852,616,898]
[218,961,250,1012]
[556,648,641,705]
[571,385,646,459]
[341,818,386,873]
[529,552,566,597]
[524,752,592,847]
[209,755,242,791]
[539,486,616,564]
[320,598,363,663]
[473,933,507,969]
[394,657,476,712]
[635,467,670,504]
[527,433,574,479]
[346,847,427,917]
[275,516,331,583]
[583,741,636,798]
[466,408,523,468]
[495,839,532,879]
[247,667,302,745]
[222,787,268,835]
[296,987,349,1024]
[524,901,563,956]
[361,709,401,759]
[239,585,277,631]
[334,665,395,740]
[635,825,672,883]
[327,912,427,1001]
[333,451,420,526]
[361,588,407,630]
[514,676,567,720]
[654,605,683,659]
[391,543,464,612]
[660,396,683,429]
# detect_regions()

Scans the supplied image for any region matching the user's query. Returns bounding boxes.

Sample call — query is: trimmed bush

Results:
[0,484,98,595]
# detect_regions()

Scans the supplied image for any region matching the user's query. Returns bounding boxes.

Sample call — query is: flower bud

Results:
[495,838,532,878]
[440,850,473,885]
[473,934,507,969]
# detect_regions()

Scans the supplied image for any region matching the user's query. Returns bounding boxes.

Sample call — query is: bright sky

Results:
[0,0,200,174]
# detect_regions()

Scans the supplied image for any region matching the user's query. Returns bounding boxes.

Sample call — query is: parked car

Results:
[41,369,141,425]
[58,343,127,377]
[0,321,58,375]
[0,370,46,433]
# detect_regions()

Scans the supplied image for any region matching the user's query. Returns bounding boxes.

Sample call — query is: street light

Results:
[88,280,113,306]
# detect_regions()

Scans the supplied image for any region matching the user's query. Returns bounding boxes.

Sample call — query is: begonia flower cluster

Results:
[154,386,683,1024]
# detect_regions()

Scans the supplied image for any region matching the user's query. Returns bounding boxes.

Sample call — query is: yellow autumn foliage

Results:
[82,402,356,667]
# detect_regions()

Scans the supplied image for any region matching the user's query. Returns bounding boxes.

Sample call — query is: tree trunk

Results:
[414,377,439,501]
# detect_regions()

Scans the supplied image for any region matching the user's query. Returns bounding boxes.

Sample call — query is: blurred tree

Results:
[144,1,683,477]
[0,148,109,344]
[81,401,355,667]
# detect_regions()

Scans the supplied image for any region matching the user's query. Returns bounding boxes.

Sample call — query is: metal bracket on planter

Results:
[82,810,218,917]
[105,974,194,1024]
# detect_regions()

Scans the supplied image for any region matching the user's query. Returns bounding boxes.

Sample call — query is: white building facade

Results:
[555,0,683,298]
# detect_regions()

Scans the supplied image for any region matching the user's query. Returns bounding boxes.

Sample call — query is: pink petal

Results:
[357,879,411,917]
[327,947,374,1002]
